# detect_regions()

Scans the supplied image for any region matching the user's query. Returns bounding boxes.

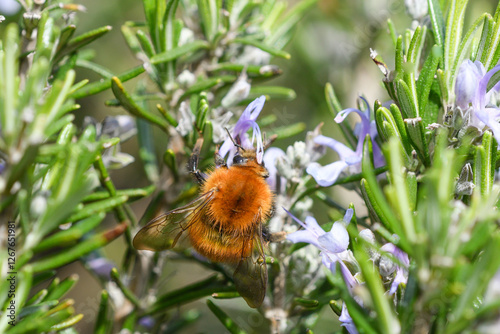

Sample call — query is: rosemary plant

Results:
[2,0,500,333]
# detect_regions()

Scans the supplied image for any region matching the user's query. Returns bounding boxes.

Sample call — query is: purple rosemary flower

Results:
[306,99,384,187]
[0,0,21,15]
[286,210,351,253]
[83,115,137,169]
[455,60,500,143]
[286,208,360,332]
[84,255,116,280]
[339,303,359,334]
[219,96,266,164]
[286,209,356,283]
[380,243,409,294]
[138,316,156,329]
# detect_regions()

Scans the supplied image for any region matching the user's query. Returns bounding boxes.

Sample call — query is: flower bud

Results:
[177,70,196,87]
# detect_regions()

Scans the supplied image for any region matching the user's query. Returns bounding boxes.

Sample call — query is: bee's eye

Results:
[233,155,247,165]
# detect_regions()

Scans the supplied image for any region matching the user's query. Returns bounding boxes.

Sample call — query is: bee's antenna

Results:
[225,128,245,151]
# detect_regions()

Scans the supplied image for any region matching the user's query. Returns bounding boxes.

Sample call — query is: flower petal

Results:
[340,304,359,334]
[339,259,357,290]
[238,95,265,124]
[239,132,254,150]
[304,216,326,235]
[389,267,407,295]
[251,122,264,163]
[218,136,233,159]
[372,141,385,168]
[306,160,349,187]
[381,242,410,267]
[112,115,137,141]
[86,257,116,279]
[219,96,267,163]
[481,107,500,143]
[343,208,354,223]
[456,60,482,109]
[284,209,324,238]
[314,135,356,160]
[287,230,321,248]
[359,96,371,121]
[335,107,366,124]
[321,252,338,273]
[477,63,500,110]
[344,154,362,166]
[380,242,396,253]
[319,222,349,253]
[335,102,370,124]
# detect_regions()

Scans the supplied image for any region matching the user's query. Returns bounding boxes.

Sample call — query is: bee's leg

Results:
[261,225,270,243]
[269,231,287,243]
[269,203,276,218]
[188,137,206,185]
[261,225,286,243]
[214,146,227,168]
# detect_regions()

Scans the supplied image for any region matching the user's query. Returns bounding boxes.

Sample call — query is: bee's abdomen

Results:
[188,217,252,263]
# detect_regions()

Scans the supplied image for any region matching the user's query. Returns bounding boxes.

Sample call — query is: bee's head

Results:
[232,152,248,165]
[232,148,269,178]
[225,129,259,165]
[232,148,258,165]
[223,128,268,174]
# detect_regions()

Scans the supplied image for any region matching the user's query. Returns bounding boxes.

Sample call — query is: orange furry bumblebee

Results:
[133,137,274,308]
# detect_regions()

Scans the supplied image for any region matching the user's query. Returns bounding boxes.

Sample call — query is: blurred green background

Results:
[1,0,499,332]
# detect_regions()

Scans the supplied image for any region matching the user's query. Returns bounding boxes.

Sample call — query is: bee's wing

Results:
[133,191,214,251]
[233,222,268,308]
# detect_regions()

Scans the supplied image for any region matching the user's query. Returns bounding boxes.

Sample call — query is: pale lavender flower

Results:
[306,99,384,187]
[339,303,359,334]
[286,210,350,253]
[0,0,21,16]
[286,209,355,284]
[84,115,137,141]
[286,208,359,332]
[101,115,137,141]
[455,60,500,144]
[380,243,409,294]
[219,96,266,164]
[83,115,137,169]
[84,255,116,280]
[360,229,409,294]
[138,316,155,329]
